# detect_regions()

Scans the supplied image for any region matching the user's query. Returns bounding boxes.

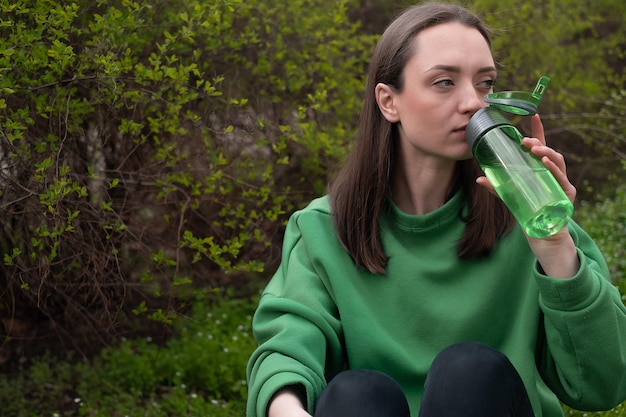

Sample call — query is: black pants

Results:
[314,342,535,417]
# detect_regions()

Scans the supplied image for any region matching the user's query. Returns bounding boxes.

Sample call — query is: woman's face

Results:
[376,21,496,164]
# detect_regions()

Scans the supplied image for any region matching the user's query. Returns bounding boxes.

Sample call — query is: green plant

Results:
[0,0,374,353]
[564,403,626,417]
[0,293,256,416]
[576,178,626,293]
[0,354,75,417]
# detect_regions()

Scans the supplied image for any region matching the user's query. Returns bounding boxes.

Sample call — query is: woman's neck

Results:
[391,156,458,215]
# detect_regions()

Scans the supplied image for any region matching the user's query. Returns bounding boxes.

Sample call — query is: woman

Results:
[246,2,626,417]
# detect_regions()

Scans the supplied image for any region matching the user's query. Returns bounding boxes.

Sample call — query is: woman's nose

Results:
[460,86,487,114]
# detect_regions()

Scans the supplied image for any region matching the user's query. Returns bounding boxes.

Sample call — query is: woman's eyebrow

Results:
[424,65,497,74]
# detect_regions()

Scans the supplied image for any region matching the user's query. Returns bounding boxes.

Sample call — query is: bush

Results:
[575,177,626,294]
[0,293,256,416]
[0,0,374,354]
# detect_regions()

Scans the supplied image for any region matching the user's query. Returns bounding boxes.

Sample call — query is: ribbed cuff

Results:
[535,248,600,312]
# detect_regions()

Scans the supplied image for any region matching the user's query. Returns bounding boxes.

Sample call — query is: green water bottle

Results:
[466,106,573,238]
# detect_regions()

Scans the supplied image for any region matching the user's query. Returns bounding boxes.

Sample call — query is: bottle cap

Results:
[484,76,550,116]
[465,106,511,148]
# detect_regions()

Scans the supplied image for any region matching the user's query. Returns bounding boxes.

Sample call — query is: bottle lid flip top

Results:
[484,76,550,116]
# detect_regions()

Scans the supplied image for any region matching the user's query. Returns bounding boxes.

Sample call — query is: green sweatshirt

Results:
[246,192,626,417]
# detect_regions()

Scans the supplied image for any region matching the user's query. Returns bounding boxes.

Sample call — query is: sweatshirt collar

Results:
[386,191,464,232]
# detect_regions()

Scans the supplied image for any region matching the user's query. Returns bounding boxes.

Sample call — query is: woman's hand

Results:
[268,387,313,417]
[522,115,579,278]
[477,114,580,278]
[523,114,576,204]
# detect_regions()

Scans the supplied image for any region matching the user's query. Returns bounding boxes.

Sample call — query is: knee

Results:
[431,342,512,378]
[427,342,525,393]
[323,369,403,399]
[421,343,534,417]
[315,369,410,417]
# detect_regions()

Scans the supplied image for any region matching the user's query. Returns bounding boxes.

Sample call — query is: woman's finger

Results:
[530,114,546,145]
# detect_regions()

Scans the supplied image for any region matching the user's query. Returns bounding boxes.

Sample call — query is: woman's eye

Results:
[435,79,454,88]
[480,79,497,89]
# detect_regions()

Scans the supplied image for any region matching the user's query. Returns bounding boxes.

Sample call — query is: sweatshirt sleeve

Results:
[245,210,344,417]
[535,221,626,411]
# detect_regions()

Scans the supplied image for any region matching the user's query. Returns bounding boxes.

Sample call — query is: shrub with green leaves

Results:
[0,0,374,350]
[0,294,256,416]
[576,179,626,292]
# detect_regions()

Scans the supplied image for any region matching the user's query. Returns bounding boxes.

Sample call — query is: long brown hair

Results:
[328,2,514,274]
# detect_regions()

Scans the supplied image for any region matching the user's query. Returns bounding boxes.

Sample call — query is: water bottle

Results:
[465,106,573,238]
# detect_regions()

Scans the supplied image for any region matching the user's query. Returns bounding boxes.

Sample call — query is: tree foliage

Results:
[0,0,374,357]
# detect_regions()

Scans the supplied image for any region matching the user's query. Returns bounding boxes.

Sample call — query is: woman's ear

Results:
[375,83,400,123]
